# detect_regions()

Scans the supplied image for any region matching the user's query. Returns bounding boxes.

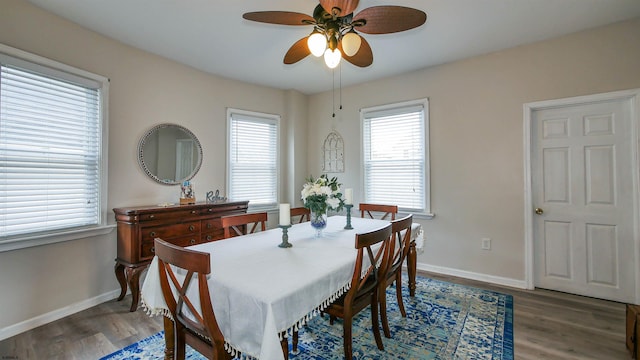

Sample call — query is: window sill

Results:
[0,225,116,253]
[249,204,278,213]
[400,212,435,220]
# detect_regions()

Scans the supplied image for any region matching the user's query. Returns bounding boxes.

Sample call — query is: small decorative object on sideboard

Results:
[180,180,195,204]
[206,189,227,203]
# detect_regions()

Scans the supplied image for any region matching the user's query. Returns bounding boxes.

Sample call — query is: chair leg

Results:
[343,317,353,360]
[379,286,391,338]
[280,337,289,360]
[216,346,232,360]
[174,325,186,360]
[371,292,384,351]
[293,330,299,352]
[395,272,407,317]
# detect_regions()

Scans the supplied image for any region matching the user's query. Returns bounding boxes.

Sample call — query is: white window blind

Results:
[362,100,429,213]
[227,110,279,209]
[0,59,103,238]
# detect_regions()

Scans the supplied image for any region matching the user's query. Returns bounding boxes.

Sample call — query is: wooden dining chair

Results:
[323,224,392,360]
[220,212,267,238]
[359,203,398,221]
[378,215,413,338]
[290,207,310,223]
[154,238,232,360]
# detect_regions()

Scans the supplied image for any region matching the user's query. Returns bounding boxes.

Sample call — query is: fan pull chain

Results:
[339,64,343,111]
[332,69,336,118]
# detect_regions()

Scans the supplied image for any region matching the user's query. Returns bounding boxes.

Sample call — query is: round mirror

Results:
[137,123,203,185]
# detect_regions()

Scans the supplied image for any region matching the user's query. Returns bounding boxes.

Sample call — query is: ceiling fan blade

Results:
[243,11,314,25]
[353,6,427,34]
[339,36,372,67]
[319,0,359,17]
[284,37,311,64]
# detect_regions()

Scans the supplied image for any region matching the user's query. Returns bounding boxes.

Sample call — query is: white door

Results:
[531,97,636,303]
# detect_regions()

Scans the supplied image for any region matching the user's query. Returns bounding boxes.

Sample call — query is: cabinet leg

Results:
[114,262,127,301]
[407,240,417,297]
[125,265,147,312]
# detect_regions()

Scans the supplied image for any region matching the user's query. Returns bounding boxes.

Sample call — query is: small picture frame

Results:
[180,180,195,204]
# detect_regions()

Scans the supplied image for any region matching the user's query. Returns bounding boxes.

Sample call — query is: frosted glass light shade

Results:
[341,32,361,57]
[324,48,341,69]
[307,32,327,57]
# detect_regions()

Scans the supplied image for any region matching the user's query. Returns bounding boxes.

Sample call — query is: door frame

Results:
[523,88,640,303]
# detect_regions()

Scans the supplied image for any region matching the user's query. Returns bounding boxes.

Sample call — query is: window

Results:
[227,109,279,210]
[0,44,110,251]
[361,98,431,216]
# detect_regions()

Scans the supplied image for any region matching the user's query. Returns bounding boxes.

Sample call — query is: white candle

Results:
[344,188,353,205]
[279,203,290,226]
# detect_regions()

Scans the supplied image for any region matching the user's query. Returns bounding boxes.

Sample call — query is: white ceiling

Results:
[27,0,640,94]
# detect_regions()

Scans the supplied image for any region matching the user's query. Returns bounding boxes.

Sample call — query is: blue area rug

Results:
[102,276,513,360]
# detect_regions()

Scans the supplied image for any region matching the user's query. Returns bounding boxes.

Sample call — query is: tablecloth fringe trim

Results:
[224,342,257,360]
[278,281,351,341]
[141,298,174,321]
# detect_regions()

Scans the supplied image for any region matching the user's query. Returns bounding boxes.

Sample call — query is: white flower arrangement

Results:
[301,175,344,214]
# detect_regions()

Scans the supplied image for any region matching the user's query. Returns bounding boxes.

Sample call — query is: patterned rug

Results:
[102,276,513,360]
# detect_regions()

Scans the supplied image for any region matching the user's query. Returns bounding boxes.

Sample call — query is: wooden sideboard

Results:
[113,201,249,311]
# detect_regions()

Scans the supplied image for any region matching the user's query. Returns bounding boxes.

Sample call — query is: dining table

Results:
[140,215,423,360]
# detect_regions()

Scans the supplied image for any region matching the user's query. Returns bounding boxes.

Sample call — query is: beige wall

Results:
[1,0,639,339]
[0,0,303,335]
[308,17,640,284]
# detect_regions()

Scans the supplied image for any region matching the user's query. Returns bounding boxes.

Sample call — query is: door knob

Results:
[535,208,544,215]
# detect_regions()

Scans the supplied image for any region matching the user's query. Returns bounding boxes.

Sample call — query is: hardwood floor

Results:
[0,271,629,359]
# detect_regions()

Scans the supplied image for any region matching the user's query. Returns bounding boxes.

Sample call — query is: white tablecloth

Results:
[141,215,422,360]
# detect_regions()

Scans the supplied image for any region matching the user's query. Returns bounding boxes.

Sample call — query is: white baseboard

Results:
[415,263,528,289]
[0,289,121,341]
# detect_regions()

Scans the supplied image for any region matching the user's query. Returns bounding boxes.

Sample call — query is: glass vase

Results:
[310,210,328,238]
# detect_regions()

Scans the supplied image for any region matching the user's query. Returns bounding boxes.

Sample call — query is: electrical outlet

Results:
[481,238,491,250]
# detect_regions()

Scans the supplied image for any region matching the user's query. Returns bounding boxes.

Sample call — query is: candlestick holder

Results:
[344,204,354,230]
[278,224,293,248]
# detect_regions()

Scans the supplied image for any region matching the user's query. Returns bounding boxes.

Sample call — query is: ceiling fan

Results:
[242,0,427,69]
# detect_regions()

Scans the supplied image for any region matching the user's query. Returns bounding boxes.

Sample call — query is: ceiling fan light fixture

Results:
[243,2,427,69]
[324,48,341,69]
[307,31,327,57]
[341,31,361,57]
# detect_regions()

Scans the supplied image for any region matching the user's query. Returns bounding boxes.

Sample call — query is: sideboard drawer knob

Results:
[208,208,213,212]
[191,210,196,214]
[190,239,196,245]
[151,246,155,253]
[149,231,157,237]
[189,225,195,231]
[207,223,212,229]
[206,235,212,241]
[149,215,155,219]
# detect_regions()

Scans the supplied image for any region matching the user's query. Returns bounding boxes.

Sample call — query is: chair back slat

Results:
[359,203,398,221]
[387,215,413,276]
[220,212,268,238]
[290,207,311,223]
[154,238,229,359]
[378,215,414,339]
[348,225,392,302]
